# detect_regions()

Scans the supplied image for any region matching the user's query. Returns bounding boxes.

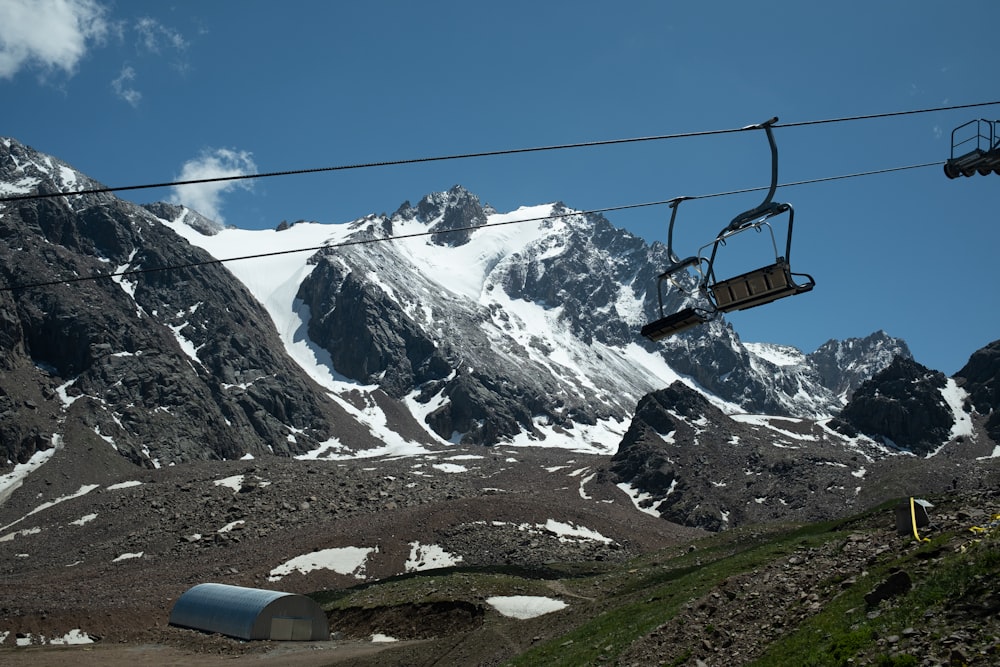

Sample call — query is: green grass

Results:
[306,498,1000,666]
[507,523,849,666]
[750,527,1000,666]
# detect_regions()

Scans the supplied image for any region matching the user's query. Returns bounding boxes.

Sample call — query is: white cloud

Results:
[0,0,110,80]
[168,148,258,225]
[110,64,140,106]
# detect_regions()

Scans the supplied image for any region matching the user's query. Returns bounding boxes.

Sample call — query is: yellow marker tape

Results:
[910,497,930,543]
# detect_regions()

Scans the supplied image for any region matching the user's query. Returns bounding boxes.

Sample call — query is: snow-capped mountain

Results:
[3,138,1000,658]
[0,137,910,468]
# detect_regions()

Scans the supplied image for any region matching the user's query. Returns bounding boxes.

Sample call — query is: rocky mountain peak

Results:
[807,329,912,398]
[1,138,99,201]
[391,184,494,247]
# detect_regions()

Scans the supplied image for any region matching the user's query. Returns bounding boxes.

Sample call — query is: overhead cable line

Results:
[0,158,943,292]
[1,99,997,204]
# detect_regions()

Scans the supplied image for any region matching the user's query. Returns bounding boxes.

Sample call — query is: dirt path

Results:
[0,639,428,666]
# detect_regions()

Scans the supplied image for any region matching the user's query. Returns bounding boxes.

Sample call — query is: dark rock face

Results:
[955,339,1000,441]
[610,382,888,532]
[295,237,619,445]
[298,256,451,398]
[833,356,953,454]
[0,138,358,468]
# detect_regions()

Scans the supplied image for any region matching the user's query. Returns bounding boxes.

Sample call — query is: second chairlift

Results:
[641,118,815,341]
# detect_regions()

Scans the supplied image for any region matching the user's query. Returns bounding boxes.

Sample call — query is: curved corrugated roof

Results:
[169,583,328,640]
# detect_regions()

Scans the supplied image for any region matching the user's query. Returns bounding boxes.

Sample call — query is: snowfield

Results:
[486,595,568,619]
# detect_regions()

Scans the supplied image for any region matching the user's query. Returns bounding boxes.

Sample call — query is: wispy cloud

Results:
[0,0,110,80]
[111,64,140,106]
[134,16,187,54]
[109,16,189,105]
[168,149,258,225]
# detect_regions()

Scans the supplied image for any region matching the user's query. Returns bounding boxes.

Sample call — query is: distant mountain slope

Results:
[0,138,380,469]
[167,183,912,446]
[1,137,909,469]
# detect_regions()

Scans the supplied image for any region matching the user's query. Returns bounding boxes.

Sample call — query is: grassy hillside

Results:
[313,490,1000,666]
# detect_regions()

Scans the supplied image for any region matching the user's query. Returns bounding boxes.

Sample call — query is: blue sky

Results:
[2,0,998,375]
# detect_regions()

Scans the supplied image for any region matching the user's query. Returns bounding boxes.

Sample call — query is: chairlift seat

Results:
[944,149,988,179]
[641,307,710,341]
[711,260,814,313]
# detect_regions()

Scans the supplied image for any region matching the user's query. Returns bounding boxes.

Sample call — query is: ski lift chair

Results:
[700,118,815,313]
[641,118,815,342]
[641,198,715,341]
[944,119,1000,178]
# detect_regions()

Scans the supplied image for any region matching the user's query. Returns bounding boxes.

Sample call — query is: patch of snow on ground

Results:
[396,204,560,301]
[506,416,627,455]
[106,480,142,491]
[405,542,463,572]
[268,546,376,581]
[941,379,973,440]
[218,520,245,533]
[730,414,816,441]
[168,321,202,362]
[544,519,611,543]
[294,437,347,460]
[431,463,468,473]
[70,513,98,526]
[578,472,596,500]
[616,482,661,517]
[0,526,41,542]
[977,446,1000,461]
[50,629,94,645]
[0,446,56,505]
[1,484,99,533]
[112,552,143,562]
[371,634,398,643]
[486,595,568,619]
[213,475,244,492]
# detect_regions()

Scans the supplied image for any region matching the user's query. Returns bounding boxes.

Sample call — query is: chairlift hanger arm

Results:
[665,196,694,266]
[726,117,781,233]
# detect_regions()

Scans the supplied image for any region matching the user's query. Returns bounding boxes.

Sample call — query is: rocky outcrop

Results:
[832,356,954,454]
[610,382,889,531]
[299,257,452,398]
[955,339,1000,441]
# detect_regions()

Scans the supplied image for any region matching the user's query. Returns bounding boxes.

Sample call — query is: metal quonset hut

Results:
[169,583,328,641]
